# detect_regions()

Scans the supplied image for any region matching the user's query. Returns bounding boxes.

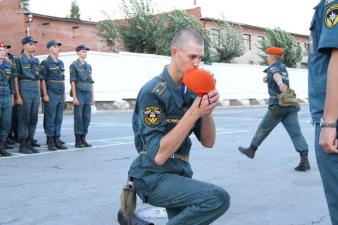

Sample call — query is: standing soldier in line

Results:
[69,45,94,148]
[308,0,338,224]
[0,42,13,157]
[13,36,40,154]
[40,40,67,151]
[238,47,310,171]
[4,43,17,149]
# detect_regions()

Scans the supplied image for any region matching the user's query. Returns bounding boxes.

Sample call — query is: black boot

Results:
[238,144,257,159]
[27,138,39,153]
[6,137,16,145]
[295,151,311,171]
[75,135,85,148]
[81,135,92,147]
[5,143,14,149]
[47,137,57,151]
[19,139,32,154]
[117,210,154,225]
[54,137,67,150]
[0,142,12,157]
[31,139,41,147]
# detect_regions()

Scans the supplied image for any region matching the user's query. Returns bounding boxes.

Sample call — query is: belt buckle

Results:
[170,154,176,159]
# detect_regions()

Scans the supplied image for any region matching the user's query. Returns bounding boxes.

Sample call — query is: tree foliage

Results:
[209,21,245,63]
[259,27,302,68]
[119,0,158,53]
[97,17,120,52]
[155,10,211,62]
[70,0,81,20]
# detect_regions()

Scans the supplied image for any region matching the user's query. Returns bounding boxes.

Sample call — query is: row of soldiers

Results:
[0,36,95,157]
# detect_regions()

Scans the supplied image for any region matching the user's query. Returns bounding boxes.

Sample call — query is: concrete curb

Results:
[62,98,309,111]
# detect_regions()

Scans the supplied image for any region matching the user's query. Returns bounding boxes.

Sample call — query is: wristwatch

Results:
[320,117,337,128]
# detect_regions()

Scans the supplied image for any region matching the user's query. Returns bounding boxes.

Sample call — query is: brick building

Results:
[0,0,109,56]
[0,0,310,67]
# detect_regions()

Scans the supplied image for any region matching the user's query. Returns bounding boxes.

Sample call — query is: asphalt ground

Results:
[0,106,332,225]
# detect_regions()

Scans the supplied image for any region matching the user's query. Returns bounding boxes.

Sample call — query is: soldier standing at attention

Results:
[40,40,67,151]
[0,42,14,157]
[13,36,40,154]
[69,45,94,148]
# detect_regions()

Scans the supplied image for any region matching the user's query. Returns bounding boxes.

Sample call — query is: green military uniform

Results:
[0,58,13,156]
[128,66,230,225]
[308,1,338,224]
[69,54,94,147]
[13,37,40,154]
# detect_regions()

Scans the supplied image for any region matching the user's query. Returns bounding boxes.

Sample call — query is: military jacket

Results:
[69,59,94,92]
[12,53,40,92]
[264,61,290,106]
[39,55,65,94]
[0,59,13,96]
[308,0,338,123]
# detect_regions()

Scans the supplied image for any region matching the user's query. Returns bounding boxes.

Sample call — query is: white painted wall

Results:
[37,51,308,102]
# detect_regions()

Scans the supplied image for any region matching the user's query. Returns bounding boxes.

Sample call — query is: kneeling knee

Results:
[211,187,231,213]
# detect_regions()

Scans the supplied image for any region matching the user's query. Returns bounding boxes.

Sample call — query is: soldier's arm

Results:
[12,59,23,105]
[320,49,338,153]
[155,91,219,165]
[272,73,288,92]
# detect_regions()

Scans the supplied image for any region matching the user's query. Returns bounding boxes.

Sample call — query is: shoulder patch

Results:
[269,67,279,74]
[144,106,161,127]
[152,81,167,96]
[325,4,338,28]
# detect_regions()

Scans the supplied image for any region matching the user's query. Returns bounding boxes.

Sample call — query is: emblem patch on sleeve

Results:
[325,4,338,28]
[144,106,161,126]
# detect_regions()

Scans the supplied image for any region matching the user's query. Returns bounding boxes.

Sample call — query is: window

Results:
[256,36,265,50]
[244,34,251,50]
[304,43,311,55]
[209,28,220,46]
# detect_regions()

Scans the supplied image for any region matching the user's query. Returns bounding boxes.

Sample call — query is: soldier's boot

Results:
[0,142,12,157]
[117,210,154,225]
[27,138,39,153]
[31,139,40,147]
[238,144,257,159]
[75,135,86,148]
[54,137,67,150]
[47,137,57,151]
[6,137,16,145]
[19,139,33,154]
[5,143,14,149]
[294,151,311,171]
[46,136,65,145]
[81,135,92,147]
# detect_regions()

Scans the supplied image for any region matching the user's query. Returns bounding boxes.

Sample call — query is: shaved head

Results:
[171,28,204,50]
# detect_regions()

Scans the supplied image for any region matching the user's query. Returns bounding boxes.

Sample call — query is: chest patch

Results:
[325,4,338,28]
[144,106,161,127]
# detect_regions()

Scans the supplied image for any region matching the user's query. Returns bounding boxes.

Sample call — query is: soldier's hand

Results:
[279,84,288,93]
[42,94,49,102]
[91,98,95,105]
[73,97,80,106]
[189,90,220,118]
[319,128,338,154]
[16,96,23,105]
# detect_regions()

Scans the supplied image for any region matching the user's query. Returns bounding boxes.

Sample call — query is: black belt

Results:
[139,150,189,163]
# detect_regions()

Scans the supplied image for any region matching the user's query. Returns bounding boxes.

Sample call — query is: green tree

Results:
[119,0,158,53]
[155,10,211,62]
[209,21,245,63]
[97,17,120,52]
[70,0,81,20]
[259,27,302,68]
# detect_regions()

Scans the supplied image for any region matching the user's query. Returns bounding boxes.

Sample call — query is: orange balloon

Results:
[183,68,216,97]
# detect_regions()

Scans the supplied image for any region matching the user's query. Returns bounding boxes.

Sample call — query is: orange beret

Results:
[183,68,216,97]
[265,47,284,56]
